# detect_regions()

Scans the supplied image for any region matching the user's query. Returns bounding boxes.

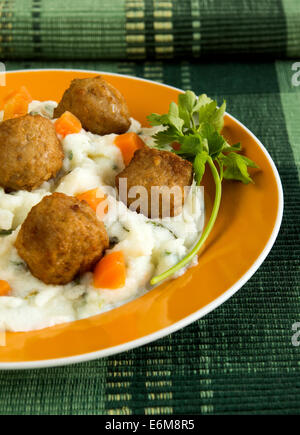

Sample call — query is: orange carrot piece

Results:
[55,111,82,137]
[0,280,11,296]
[2,86,32,120]
[114,132,145,166]
[171,141,181,151]
[93,251,126,289]
[3,86,32,105]
[76,188,108,217]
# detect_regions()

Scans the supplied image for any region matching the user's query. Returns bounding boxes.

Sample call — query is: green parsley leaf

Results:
[194,151,208,185]
[175,134,204,157]
[147,113,170,127]
[199,123,228,158]
[225,143,242,152]
[197,98,226,132]
[152,126,181,147]
[147,113,163,126]
[178,90,198,113]
[198,100,217,125]
[193,94,213,112]
[220,152,259,184]
[178,91,198,128]
[147,90,259,286]
[168,102,184,133]
[212,100,226,133]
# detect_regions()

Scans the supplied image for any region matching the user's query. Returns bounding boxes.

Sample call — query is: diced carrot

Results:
[171,141,181,151]
[55,111,82,137]
[114,132,145,166]
[76,188,108,217]
[93,251,126,289]
[3,86,32,105]
[0,280,11,296]
[2,86,32,120]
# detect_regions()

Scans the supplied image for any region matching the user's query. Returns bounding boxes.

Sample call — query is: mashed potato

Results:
[0,101,204,332]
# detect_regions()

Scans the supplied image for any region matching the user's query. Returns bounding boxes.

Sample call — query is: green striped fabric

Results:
[0,0,299,60]
[0,59,299,415]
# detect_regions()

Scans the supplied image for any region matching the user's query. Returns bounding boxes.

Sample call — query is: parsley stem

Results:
[150,156,222,286]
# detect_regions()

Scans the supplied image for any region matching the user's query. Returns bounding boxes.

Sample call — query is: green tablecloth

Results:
[0,0,300,60]
[0,59,299,415]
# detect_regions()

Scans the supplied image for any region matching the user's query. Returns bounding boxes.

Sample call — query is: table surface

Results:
[0,0,299,59]
[0,59,299,415]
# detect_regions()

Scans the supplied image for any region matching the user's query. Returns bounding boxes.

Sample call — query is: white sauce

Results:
[0,101,204,332]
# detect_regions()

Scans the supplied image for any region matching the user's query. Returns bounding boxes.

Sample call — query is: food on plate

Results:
[93,251,126,289]
[76,188,107,213]
[116,146,193,218]
[0,78,257,332]
[15,193,109,285]
[54,76,131,135]
[0,114,64,191]
[55,111,82,137]
[0,280,11,296]
[114,132,145,165]
[2,85,32,120]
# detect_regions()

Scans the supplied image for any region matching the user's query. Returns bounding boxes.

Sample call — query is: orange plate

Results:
[0,70,283,369]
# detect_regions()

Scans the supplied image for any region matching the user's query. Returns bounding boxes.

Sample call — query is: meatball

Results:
[115,146,193,218]
[15,193,109,285]
[0,114,64,192]
[54,76,131,135]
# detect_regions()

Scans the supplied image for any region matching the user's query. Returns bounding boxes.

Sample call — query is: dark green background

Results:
[0,0,299,60]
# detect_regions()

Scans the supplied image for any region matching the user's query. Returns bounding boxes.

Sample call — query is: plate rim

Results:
[0,69,284,370]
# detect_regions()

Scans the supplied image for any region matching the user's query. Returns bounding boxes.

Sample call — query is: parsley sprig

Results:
[147,91,258,285]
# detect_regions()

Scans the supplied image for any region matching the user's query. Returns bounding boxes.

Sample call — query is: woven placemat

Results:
[0,0,299,60]
[0,60,299,414]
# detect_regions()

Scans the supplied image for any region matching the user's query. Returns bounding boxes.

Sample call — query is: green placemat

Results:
[0,60,299,414]
[0,0,300,60]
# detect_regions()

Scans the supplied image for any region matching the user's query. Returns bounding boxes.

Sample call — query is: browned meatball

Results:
[15,193,109,285]
[115,146,193,218]
[54,76,131,135]
[0,114,64,192]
